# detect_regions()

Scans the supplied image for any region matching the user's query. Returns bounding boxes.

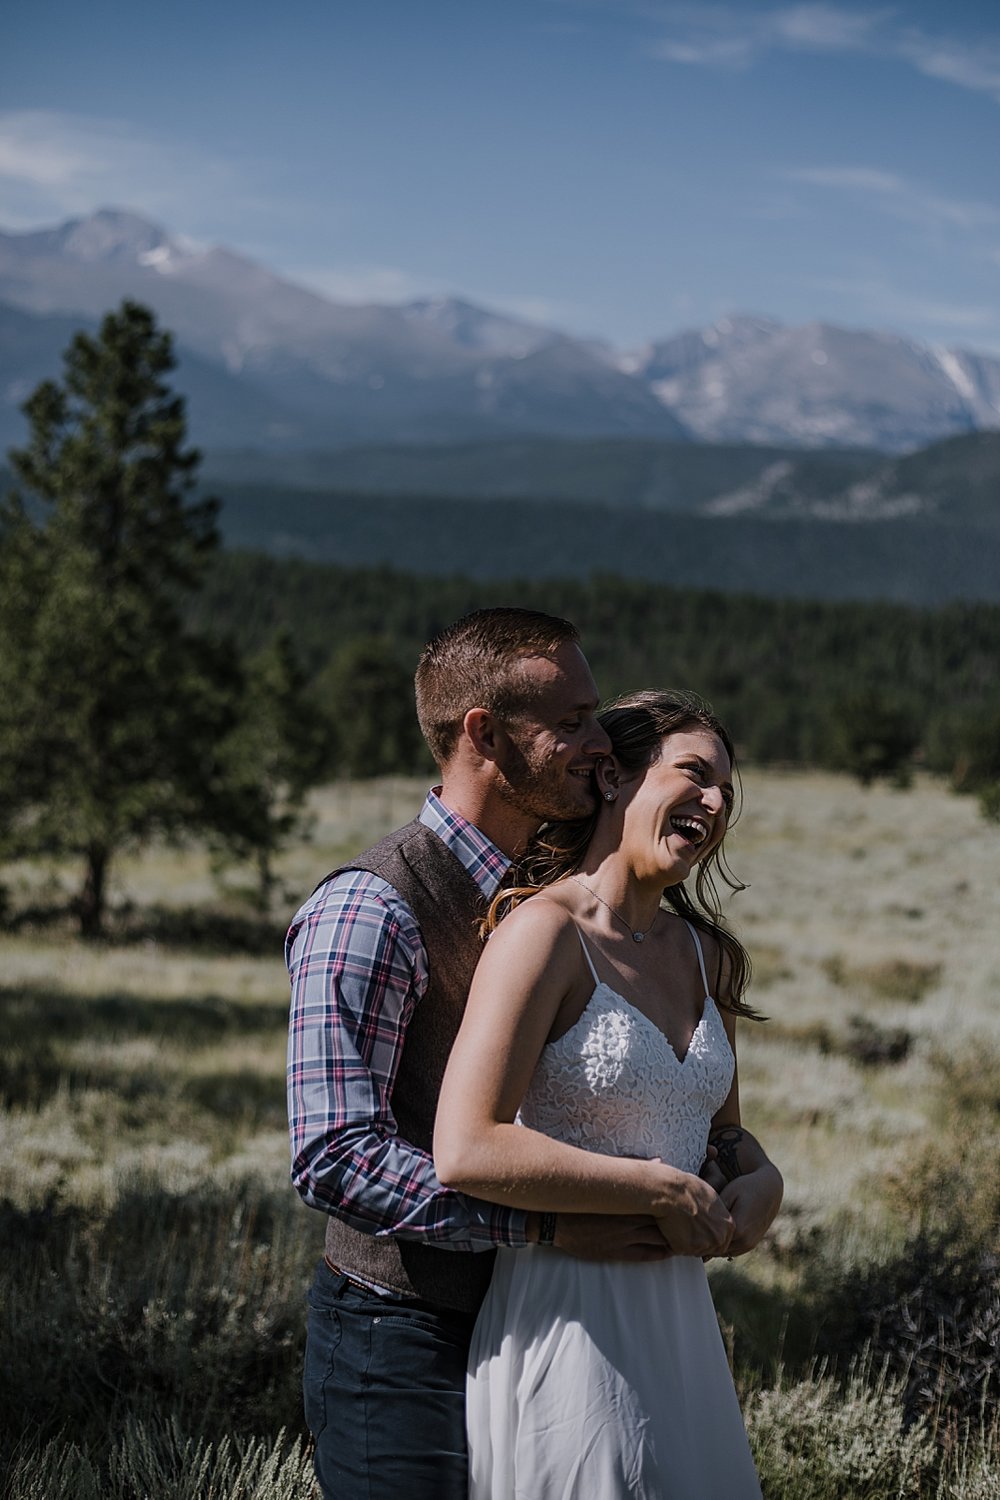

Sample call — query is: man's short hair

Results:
[415,607,581,767]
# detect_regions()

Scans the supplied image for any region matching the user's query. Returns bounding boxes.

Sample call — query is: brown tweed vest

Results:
[319,819,498,1314]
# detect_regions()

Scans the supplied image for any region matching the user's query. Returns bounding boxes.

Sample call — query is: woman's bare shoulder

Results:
[490,889,582,953]
[472,889,586,1020]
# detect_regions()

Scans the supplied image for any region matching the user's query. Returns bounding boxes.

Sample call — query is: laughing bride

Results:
[434,689,781,1499]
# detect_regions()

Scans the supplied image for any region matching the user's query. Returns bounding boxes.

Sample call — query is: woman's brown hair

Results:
[485,689,760,1019]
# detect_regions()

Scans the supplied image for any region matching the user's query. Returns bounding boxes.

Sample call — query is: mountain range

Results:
[3,208,1000,455]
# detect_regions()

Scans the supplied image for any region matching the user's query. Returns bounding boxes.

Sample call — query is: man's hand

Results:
[552,1214,674,1263]
[699,1143,728,1193]
[714,1164,783,1258]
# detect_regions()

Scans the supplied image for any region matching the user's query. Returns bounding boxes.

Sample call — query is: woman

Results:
[434,690,779,1499]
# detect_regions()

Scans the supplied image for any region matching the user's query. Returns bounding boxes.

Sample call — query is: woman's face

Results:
[615,728,734,886]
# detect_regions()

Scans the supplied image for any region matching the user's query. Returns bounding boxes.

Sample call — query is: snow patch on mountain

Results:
[934,346,979,405]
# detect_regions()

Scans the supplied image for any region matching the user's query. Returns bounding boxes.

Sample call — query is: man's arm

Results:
[286,869,529,1250]
[551,1214,674,1261]
[704,1123,783,1257]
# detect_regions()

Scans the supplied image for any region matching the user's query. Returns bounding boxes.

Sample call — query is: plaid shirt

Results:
[286,790,528,1250]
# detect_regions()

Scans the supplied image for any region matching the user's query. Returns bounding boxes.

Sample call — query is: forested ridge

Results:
[207,486,1000,605]
[201,429,1000,525]
[194,550,1000,775]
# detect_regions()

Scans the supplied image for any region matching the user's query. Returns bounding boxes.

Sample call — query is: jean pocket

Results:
[306,1258,356,1315]
[303,1302,343,1441]
[373,1311,469,1348]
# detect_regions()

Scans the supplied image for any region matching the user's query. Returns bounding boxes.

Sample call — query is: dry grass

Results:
[723,769,999,1238]
[1,769,997,1491]
[2,769,997,1230]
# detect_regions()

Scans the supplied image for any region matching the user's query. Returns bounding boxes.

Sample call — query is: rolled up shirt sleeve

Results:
[286,869,528,1250]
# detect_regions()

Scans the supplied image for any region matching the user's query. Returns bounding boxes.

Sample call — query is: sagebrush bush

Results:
[1,1419,315,1499]
[0,1182,318,1465]
[812,1234,1000,1428]
[940,1436,1000,1500]
[843,1014,913,1066]
[747,1364,935,1499]
[821,955,941,1003]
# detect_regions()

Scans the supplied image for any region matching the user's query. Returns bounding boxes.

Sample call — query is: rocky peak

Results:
[48,208,172,264]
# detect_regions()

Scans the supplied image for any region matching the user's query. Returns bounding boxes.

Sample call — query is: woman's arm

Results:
[434,899,735,1258]
[706,999,783,1256]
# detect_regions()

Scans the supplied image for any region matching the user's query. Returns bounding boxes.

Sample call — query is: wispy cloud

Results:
[483,292,586,330]
[779,161,1000,352]
[0,111,107,193]
[896,29,1000,100]
[647,5,887,69]
[290,263,444,305]
[0,109,255,235]
[646,4,1000,101]
[769,3,884,50]
[783,165,1000,232]
[809,274,999,340]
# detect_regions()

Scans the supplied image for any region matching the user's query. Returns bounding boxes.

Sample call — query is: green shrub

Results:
[821,955,941,1003]
[843,1015,913,1067]
[747,1363,934,1499]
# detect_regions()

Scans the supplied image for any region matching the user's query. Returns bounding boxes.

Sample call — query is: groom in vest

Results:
[287,607,684,1499]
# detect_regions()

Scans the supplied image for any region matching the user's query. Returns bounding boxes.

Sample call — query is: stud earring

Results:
[604,791,616,802]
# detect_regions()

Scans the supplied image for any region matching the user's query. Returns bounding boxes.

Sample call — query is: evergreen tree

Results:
[827,689,920,788]
[0,302,236,936]
[316,635,428,779]
[946,701,1000,824]
[211,629,330,910]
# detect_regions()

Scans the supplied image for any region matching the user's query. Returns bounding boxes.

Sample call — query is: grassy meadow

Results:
[1,770,997,1498]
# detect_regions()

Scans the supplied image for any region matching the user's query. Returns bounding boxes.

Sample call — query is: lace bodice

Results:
[517,967,735,1176]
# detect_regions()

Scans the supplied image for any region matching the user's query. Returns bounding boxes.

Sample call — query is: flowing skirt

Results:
[467,1247,761,1500]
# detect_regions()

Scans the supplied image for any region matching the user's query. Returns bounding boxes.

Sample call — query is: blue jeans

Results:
[304,1258,478,1500]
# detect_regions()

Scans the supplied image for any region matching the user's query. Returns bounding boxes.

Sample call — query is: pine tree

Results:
[0,302,236,936]
[210,629,330,910]
[947,700,1000,824]
[827,689,920,789]
[316,635,428,780]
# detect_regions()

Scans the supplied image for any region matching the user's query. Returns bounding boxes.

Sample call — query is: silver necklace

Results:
[570,877,659,944]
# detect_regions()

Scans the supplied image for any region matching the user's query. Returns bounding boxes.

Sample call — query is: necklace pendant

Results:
[632,931,645,943]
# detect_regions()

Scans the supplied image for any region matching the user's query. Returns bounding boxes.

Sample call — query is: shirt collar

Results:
[418,788,511,901]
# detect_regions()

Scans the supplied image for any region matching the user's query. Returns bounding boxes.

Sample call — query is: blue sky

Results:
[2,1,999,350]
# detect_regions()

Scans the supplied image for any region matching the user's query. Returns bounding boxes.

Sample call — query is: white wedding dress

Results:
[466,922,762,1499]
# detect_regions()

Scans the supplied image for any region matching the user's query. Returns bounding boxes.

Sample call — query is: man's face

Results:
[494,643,611,822]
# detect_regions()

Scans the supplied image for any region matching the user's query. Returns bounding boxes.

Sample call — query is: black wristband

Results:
[538,1211,557,1246]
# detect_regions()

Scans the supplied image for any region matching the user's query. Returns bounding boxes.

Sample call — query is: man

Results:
[286,607,778,1498]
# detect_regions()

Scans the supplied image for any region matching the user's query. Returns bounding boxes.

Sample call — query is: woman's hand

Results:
[643,1159,735,1258]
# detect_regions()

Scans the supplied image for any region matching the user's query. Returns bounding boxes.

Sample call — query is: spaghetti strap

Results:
[573,924,601,986]
[683,921,712,997]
